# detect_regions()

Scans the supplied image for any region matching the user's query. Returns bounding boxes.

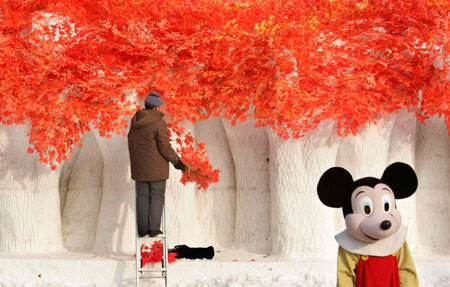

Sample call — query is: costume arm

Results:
[397,241,419,287]
[155,121,181,166]
[337,246,359,287]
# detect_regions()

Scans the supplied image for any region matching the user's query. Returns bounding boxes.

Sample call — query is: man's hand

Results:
[174,159,189,172]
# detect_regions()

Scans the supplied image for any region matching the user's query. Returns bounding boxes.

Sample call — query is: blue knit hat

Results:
[145,91,163,107]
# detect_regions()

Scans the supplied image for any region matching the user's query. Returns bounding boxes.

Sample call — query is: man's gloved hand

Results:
[174,159,189,172]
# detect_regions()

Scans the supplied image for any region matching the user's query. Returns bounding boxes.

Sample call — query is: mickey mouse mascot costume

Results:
[317,162,419,287]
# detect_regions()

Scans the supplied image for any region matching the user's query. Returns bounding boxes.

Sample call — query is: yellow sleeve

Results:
[337,246,359,287]
[397,241,419,287]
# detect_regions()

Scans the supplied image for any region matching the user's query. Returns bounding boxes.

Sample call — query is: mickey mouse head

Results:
[317,162,417,243]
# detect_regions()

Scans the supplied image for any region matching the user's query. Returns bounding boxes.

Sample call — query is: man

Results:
[128,91,187,237]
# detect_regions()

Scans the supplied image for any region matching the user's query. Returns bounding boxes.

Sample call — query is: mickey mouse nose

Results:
[380,220,392,230]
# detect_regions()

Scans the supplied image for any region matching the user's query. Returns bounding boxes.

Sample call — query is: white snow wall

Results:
[0,124,63,252]
[1,113,450,257]
[59,132,103,251]
[269,120,339,257]
[223,119,271,253]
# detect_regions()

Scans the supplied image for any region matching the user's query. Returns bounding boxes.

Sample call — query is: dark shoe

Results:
[138,230,148,238]
[149,230,163,237]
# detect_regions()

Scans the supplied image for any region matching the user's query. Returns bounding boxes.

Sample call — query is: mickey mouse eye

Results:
[381,194,392,213]
[359,197,373,216]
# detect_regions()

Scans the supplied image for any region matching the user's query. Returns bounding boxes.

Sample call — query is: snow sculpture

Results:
[92,132,136,253]
[1,113,450,259]
[165,121,198,247]
[268,120,339,256]
[415,116,450,254]
[60,132,103,251]
[223,119,271,253]
[387,110,418,251]
[334,113,397,236]
[0,124,63,252]
[194,117,236,249]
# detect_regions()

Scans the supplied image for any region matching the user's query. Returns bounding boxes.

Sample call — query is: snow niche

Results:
[268,120,339,257]
[59,132,103,251]
[60,89,136,254]
[194,117,236,249]
[0,124,63,252]
[223,118,271,254]
[415,115,450,255]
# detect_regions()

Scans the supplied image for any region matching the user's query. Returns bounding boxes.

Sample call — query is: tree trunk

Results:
[60,132,103,251]
[222,119,271,253]
[0,124,63,252]
[268,120,339,257]
[194,117,236,249]
[336,114,397,177]
[386,109,419,252]
[415,116,450,254]
[334,113,397,233]
[92,132,135,254]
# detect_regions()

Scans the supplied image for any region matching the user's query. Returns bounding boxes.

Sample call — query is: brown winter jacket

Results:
[127,109,181,181]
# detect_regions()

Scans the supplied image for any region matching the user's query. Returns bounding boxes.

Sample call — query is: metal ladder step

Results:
[138,267,168,272]
[153,234,167,238]
[139,234,167,239]
[139,275,167,279]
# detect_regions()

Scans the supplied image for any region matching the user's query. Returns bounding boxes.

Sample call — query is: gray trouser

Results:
[135,180,166,237]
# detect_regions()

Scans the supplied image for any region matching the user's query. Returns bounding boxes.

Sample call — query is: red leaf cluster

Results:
[1,0,449,183]
[140,240,177,267]
[169,123,220,190]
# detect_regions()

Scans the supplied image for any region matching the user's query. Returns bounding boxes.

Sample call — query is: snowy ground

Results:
[1,248,450,287]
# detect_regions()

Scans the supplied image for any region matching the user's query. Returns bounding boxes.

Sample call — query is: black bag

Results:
[169,245,215,260]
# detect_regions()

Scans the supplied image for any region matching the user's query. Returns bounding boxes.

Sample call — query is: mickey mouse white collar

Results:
[335,225,407,257]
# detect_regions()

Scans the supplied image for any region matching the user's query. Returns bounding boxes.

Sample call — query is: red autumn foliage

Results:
[167,122,219,190]
[140,240,177,267]
[1,1,449,187]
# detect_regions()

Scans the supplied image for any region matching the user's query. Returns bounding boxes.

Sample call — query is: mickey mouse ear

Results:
[317,167,354,208]
[381,162,418,199]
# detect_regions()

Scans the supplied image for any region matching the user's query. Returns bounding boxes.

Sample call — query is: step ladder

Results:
[136,205,169,287]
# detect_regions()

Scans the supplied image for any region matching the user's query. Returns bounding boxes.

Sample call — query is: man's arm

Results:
[397,241,419,287]
[337,246,359,287]
[155,121,186,170]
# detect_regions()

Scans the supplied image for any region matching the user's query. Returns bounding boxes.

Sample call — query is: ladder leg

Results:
[136,186,141,287]
[163,205,168,286]
[136,235,140,287]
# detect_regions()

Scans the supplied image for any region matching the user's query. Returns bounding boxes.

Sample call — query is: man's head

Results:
[144,91,163,109]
